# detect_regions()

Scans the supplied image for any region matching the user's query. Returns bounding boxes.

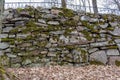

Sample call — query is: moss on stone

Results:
[81,21,99,32]
[1,38,14,42]
[1,38,15,45]
[12,47,20,53]
[81,30,92,41]
[107,46,118,49]
[22,27,43,34]
[115,60,120,66]
[106,27,114,31]
[47,25,55,31]
[64,28,73,36]
[26,21,36,28]
[90,60,104,65]
[47,25,62,31]
[36,41,47,47]
[65,45,75,50]
[64,19,77,26]
[81,21,88,26]
[81,49,87,62]
[16,8,23,13]
[16,38,24,43]
[95,34,101,39]
[23,35,35,41]
[29,11,34,16]
[102,14,108,20]
[76,48,87,62]
[87,24,94,31]
[45,18,53,22]
[53,36,59,41]
[108,40,114,44]
[0,55,10,67]
[24,6,35,16]
[9,28,19,34]
[59,8,74,18]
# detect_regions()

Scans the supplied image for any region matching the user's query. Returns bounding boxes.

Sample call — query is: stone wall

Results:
[0,6,120,67]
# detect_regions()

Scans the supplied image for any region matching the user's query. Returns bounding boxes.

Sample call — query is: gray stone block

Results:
[106,49,119,56]
[0,43,9,50]
[110,28,120,36]
[90,50,107,64]
[47,21,59,25]
[0,34,8,38]
[2,27,13,33]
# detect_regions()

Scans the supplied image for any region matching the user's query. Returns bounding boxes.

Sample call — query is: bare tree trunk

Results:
[81,0,86,12]
[114,0,120,11]
[0,0,4,14]
[0,0,4,35]
[79,0,81,10]
[61,0,66,8]
[88,0,91,13]
[92,0,98,14]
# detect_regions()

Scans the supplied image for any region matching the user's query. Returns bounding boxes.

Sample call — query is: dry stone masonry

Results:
[0,6,120,67]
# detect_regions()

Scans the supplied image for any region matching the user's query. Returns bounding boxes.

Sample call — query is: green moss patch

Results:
[115,60,120,66]
[64,19,77,26]
[90,60,104,65]
[59,8,75,18]
[81,30,92,41]
[1,38,15,45]
[16,8,23,13]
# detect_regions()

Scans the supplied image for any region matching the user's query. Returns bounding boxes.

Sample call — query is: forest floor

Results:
[7,65,120,80]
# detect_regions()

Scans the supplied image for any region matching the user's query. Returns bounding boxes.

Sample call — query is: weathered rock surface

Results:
[90,51,107,64]
[106,49,119,55]
[0,43,9,49]
[1,7,120,67]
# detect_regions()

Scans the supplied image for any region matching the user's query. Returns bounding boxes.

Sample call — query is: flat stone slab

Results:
[90,41,109,47]
[38,19,46,24]
[2,27,13,33]
[35,22,48,27]
[81,15,90,21]
[110,28,120,36]
[50,30,65,35]
[106,49,119,56]
[115,39,120,43]
[15,21,25,26]
[0,43,9,50]
[17,34,29,38]
[99,23,108,29]
[0,51,4,56]
[42,14,58,19]
[109,22,118,27]
[47,21,59,25]
[89,18,98,23]
[88,48,98,53]
[90,50,107,64]
[0,34,8,38]
[6,54,17,58]
[4,24,14,27]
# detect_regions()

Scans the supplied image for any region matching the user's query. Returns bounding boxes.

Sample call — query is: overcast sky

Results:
[5,0,104,8]
[5,0,43,2]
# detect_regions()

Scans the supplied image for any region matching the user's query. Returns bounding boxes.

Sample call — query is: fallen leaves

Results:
[7,65,120,80]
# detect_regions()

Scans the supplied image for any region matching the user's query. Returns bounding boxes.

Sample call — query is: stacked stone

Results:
[0,6,120,67]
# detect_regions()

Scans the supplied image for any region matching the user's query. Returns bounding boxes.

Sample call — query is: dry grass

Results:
[7,65,120,80]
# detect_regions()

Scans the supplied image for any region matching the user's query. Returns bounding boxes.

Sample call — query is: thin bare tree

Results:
[87,0,91,13]
[113,0,120,11]
[81,0,86,12]
[92,0,98,14]
[61,0,66,8]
